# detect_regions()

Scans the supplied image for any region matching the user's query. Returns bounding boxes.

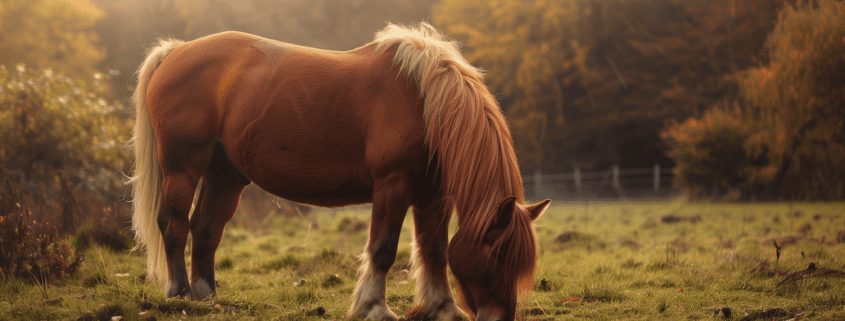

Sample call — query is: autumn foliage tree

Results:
[0,0,104,80]
[741,0,845,200]
[434,0,787,172]
[663,0,845,200]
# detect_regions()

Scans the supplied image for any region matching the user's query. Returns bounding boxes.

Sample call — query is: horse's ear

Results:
[525,199,551,221]
[491,196,517,230]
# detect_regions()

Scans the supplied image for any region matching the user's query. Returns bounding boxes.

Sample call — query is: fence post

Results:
[574,167,582,195]
[534,170,542,198]
[653,163,660,193]
[612,165,624,196]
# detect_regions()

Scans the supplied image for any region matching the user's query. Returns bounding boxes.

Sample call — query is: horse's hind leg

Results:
[349,172,412,321]
[406,197,467,321]
[189,143,249,300]
[159,148,210,299]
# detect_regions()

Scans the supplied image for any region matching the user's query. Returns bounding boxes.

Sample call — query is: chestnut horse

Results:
[129,23,549,321]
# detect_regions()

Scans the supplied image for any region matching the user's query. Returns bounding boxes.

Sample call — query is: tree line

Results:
[1,0,842,200]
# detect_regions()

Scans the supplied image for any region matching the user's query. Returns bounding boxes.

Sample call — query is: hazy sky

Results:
[48,0,102,16]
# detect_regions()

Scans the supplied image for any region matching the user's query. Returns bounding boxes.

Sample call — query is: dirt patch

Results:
[668,238,690,253]
[617,237,642,250]
[797,223,812,236]
[749,260,787,277]
[764,234,802,247]
[738,308,789,321]
[554,231,607,249]
[660,213,701,224]
[778,263,845,286]
[556,231,597,243]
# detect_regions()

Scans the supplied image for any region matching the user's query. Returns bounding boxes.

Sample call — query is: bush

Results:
[0,64,130,190]
[661,105,773,200]
[0,209,82,283]
[71,223,134,252]
[0,64,133,238]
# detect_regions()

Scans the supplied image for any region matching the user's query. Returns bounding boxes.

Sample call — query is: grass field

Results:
[2,200,844,320]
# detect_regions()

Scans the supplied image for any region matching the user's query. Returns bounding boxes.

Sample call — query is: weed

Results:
[258,239,281,254]
[321,274,343,288]
[620,258,643,269]
[295,288,319,304]
[262,254,302,270]
[0,275,25,297]
[217,256,235,270]
[578,285,627,303]
[656,297,669,313]
[82,268,111,288]
[71,223,134,252]
[315,248,342,262]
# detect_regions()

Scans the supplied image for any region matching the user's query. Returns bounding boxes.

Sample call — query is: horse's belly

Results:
[255,177,373,207]
[241,152,373,207]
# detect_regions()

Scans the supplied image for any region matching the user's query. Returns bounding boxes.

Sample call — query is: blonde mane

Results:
[374,22,525,233]
[373,25,535,306]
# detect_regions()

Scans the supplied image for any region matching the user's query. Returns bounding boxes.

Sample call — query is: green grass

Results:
[2,200,844,320]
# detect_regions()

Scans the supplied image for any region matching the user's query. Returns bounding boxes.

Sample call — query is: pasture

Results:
[2,200,844,320]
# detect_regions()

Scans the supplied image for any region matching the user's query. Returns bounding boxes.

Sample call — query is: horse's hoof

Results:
[348,303,399,321]
[406,302,468,321]
[190,279,215,301]
[165,280,191,300]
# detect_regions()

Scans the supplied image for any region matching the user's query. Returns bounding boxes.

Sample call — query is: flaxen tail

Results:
[128,38,184,285]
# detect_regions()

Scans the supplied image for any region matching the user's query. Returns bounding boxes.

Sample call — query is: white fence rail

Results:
[523,164,677,200]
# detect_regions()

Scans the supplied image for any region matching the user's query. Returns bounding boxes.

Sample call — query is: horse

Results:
[129,22,550,321]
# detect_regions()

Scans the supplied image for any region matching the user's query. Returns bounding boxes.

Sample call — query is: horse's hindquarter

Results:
[219,38,427,206]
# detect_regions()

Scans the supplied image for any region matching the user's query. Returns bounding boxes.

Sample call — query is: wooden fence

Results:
[522,164,678,200]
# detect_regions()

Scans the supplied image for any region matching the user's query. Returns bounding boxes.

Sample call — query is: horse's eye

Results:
[492,245,508,262]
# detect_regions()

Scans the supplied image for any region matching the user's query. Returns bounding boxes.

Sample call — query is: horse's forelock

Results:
[490,209,538,303]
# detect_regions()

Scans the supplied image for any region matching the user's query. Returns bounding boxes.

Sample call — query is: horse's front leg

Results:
[348,172,411,321]
[406,197,467,321]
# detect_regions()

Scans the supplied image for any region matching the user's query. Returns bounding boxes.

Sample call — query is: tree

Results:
[740,0,845,200]
[0,0,105,79]
[433,0,787,172]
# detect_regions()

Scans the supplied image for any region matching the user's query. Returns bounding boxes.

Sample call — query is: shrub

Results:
[0,64,130,190]
[661,105,773,200]
[0,209,82,283]
[0,65,133,239]
[71,222,134,252]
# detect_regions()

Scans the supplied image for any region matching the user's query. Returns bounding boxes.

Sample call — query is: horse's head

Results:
[448,197,550,321]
